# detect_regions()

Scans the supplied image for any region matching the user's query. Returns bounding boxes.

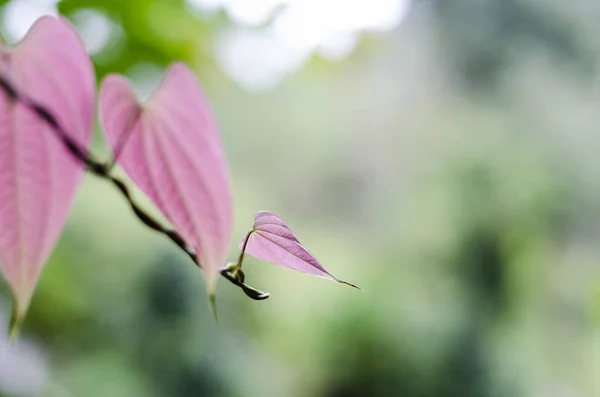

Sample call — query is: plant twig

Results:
[0,74,269,301]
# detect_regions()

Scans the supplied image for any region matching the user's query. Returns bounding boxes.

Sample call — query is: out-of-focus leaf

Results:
[241,211,358,288]
[99,63,232,296]
[0,16,95,338]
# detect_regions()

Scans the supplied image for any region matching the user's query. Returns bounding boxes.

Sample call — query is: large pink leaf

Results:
[0,16,95,329]
[241,211,358,288]
[99,63,232,294]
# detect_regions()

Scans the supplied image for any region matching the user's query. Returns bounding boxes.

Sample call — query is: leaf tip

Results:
[208,292,218,322]
[336,279,362,291]
[8,302,26,343]
[9,325,20,343]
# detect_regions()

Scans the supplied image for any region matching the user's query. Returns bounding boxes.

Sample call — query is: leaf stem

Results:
[236,230,253,271]
[0,74,269,301]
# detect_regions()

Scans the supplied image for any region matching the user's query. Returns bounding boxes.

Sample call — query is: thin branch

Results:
[0,74,269,301]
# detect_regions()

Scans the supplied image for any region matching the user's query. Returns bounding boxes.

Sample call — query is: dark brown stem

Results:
[0,74,269,300]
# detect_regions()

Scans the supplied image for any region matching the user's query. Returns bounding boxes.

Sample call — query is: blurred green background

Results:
[0,0,598,396]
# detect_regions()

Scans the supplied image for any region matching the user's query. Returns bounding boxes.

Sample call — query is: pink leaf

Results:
[241,211,358,288]
[0,16,95,331]
[99,63,232,295]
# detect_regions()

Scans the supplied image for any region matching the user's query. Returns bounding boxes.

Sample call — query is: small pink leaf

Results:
[99,63,232,295]
[0,16,95,333]
[241,211,358,288]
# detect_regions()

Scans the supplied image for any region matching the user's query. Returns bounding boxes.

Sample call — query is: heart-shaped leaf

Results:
[0,16,95,337]
[99,63,233,297]
[240,211,358,288]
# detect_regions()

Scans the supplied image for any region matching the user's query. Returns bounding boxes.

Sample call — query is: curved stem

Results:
[235,230,253,271]
[0,74,269,300]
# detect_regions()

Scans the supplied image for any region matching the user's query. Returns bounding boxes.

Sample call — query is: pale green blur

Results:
[0,1,598,397]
